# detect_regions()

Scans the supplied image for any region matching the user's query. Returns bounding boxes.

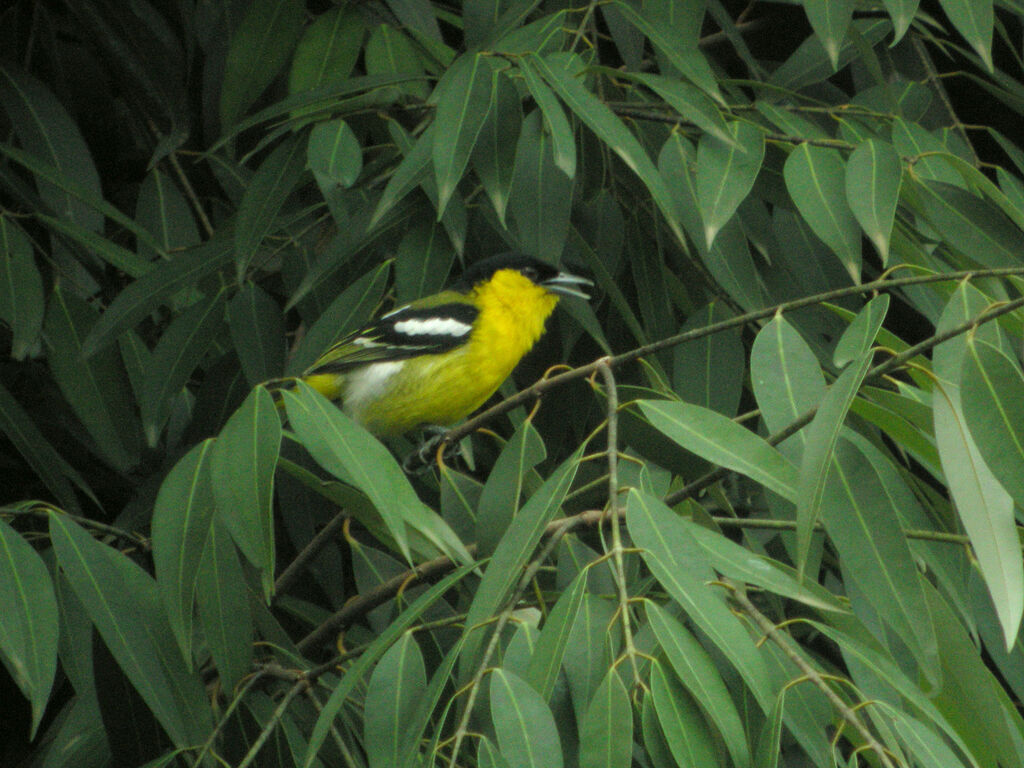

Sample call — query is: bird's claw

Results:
[402,427,462,474]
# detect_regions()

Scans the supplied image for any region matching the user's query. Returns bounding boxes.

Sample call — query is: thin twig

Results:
[728,582,897,768]
[442,267,1024,446]
[596,360,642,687]
[235,679,308,768]
[274,510,349,596]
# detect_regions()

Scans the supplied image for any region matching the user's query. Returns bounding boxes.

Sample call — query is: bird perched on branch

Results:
[293,252,591,437]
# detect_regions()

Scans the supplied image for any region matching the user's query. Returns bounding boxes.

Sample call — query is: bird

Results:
[294,252,592,437]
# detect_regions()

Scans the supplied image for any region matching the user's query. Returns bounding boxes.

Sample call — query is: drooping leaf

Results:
[364,632,426,768]
[219,0,304,127]
[0,519,58,738]
[802,0,854,69]
[432,53,494,216]
[695,121,765,249]
[784,143,861,282]
[491,668,564,768]
[151,440,217,663]
[50,513,212,748]
[209,385,281,599]
[0,216,44,359]
[195,517,252,694]
[844,139,902,263]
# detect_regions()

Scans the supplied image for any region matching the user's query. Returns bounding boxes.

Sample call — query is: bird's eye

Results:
[521,267,538,281]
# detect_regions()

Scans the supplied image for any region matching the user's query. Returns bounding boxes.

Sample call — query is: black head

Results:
[455,253,592,298]
[455,253,560,289]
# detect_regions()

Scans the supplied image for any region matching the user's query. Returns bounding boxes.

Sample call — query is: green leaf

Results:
[308,119,362,193]
[301,563,476,767]
[394,220,454,305]
[655,517,844,612]
[0,519,57,738]
[611,1,722,102]
[282,382,470,565]
[937,0,993,70]
[507,110,573,263]
[647,603,750,768]
[933,289,1022,650]
[209,386,281,599]
[844,139,902,263]
[632,72,733,146]
[287,261,392,373]
[695,121,765,249]
[649,661,719,768]
[476,420,546,557]
[784,143,861,282]
[37,213,153,278]
[673,302,744,416]
[364,632,426,768]
[579,668,632,768]
[0,217,43,359]
[518,57,575,178]
[525,570,586,700]
[234,136,307,280]
[134,168,200,262]
[0,383,88,512]
[751,315,826,444]
[195,518,251,694]
[288,7,363,97]
[820,438,940,679]
[365,23,429,101]
[139,291,226,446]
[44,287,141,472]
[459,448,582,679]
[794,351,873,576]
[0,66,103,232]
[219,0,305,127]
[227,282,285,386]
[370,125,434,229]
[627,490,774,711]
[471,68,522,226]
[802,0,854,69]
[882,0,920,43]
[151,440,217,663]
[50,513,211,747]
[530,52,685,245]
[82,235,233,356]
[960,337,1024,510]
[432,53,494,216]
[637,400,799,502]
[490,668,563,768]
[914,180,1024,268]
[834,295,889,367]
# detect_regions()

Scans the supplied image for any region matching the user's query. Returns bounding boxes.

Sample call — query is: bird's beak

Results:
[542,271,593,300]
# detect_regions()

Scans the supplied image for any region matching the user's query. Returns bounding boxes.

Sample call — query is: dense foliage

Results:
[3,0,1024,766]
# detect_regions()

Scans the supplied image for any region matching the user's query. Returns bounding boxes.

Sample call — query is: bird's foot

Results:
[402,426,461,474]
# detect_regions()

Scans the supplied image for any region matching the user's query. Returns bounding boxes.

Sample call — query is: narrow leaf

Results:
[151,440,217,663]
[638,400,799,502]
[364,632,426,768]
[209,386,281,599]
[0,217,43,358]
[784,143,861,282]
[845,139,902,263]
[432,53,493,215]
[490,668,563,768]
[696,121,765,249]
[803,0,854,69]
[0,519,58,738]
[794,351,873,576]
[579,668,632,768]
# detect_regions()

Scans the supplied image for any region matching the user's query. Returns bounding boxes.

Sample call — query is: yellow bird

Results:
[298,253,591,436]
